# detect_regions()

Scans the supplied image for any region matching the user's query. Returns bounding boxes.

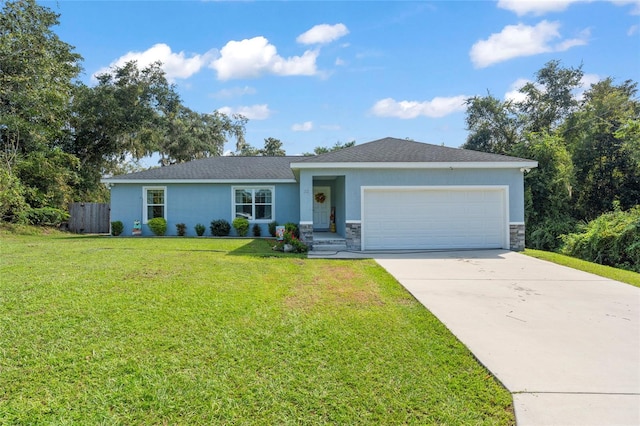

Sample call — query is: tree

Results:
[70,61,247,197]
[567,78,640,219]
[0,0,82,212]
[236,137,286,156]
[462,94,520,155]
[511,132,576,250]
[261,137,285,156]
[303,140,355,156]
[518,60,583,133]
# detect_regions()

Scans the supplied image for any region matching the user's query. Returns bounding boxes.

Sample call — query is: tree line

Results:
[463,60,639,252]
[1,0,247,222]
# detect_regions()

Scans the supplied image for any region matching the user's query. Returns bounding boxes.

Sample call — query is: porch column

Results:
[298,171,313,248]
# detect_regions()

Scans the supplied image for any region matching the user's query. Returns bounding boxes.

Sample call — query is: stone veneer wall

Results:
[346,222,361,250]
[299,223,314,250]
[510,224,525,251]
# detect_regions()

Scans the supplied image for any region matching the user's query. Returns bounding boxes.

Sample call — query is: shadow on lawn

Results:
[227,238,307,259]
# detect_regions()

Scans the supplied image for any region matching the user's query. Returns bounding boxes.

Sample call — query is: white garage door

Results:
[362,186,508,250]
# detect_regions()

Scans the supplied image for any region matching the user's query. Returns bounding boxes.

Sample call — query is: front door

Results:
[313,186,331,230]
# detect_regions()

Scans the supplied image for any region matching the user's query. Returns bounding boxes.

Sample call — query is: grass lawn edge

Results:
[523,249,640,288]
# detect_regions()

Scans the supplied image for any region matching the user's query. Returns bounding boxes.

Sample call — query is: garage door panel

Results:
[363,188,507,250]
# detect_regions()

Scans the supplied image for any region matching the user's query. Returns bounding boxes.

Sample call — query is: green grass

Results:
[524,249,640,288]
[0,232,514,425]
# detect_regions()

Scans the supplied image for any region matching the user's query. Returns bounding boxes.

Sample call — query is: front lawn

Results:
[0,232,513,424]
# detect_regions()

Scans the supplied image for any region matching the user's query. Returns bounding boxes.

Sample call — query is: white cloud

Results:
[217,104,271,120]
[504,78,533,102]
[94,43,214,81]
[292,121,314,131]
[210,36,319,80]
[497,0,584,16]
[628,24,639,35]
[575,73,601,100]
[335,57,346,66]
[211,86,257,99]
[297,23,349,45]
[499,0,640,15]
[370,96,467,119]
[469,21,589,68]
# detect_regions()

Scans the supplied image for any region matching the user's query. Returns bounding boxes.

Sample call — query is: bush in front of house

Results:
[147,217,167,236]
[195,223,206,236]
[232,217,249,237]
[210,219,231,236]
[111,220,124,236]
[268,221,278,237]
[284,222,300,239]
[252,223,261,237]
[176,223,187,236]
[273,230,308,253]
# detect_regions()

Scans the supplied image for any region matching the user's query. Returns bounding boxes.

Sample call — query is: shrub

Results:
[18,207,69,227]
[194,223,206,236]
[273,230,308,253]
[210,219,231,236]
[268,221,278,237]
[147,217,167,236]
[176,223,187,236]
[561,206,640,272]
[232,217,250,237]
[111,220,124,236]
[252,223,262,237]
[284,222,300,239]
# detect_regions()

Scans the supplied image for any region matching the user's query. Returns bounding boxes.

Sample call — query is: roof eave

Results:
[100,178,298,184]
[290,161,539,170]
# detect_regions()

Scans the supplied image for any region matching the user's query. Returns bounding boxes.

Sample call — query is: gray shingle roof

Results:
[107,156,297,181]
[295,137,533,163]
[105,137,535,182]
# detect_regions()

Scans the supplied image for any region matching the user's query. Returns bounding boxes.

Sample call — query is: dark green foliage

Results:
[284,222,300,239]
[110,221,124,236]
[194,223,205,236]
[232,217,249,237]
[303,140,356,156]
[561,206,640,272]
[147,217,167,236]
[273,230,308,253]
[0,168,29,222]
[176,223,187,236]
[210,219,230,237]
[252,223,261,237]
[18,207,69,226]
[268,221,278,237]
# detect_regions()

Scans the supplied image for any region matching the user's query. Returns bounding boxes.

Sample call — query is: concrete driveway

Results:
[374,250,640,426]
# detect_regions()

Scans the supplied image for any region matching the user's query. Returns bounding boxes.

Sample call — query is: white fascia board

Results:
[290,161,538,170]
[101,178,297,184]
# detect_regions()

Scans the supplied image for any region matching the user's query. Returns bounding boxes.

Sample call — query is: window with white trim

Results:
[233,187,273,221]
[143,186,166,223]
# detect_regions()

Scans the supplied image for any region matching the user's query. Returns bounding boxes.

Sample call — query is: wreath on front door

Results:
[315,192,326,203]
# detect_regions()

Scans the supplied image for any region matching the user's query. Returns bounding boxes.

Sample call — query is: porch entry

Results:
[312,186,331,230]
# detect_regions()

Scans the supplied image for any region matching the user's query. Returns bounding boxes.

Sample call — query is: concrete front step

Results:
[312,243,348,252]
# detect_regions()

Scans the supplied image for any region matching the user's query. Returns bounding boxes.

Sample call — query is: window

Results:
[233,187,273,221]
[143,186,166,223]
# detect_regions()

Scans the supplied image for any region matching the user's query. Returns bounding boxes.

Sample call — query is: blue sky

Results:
[48,0,640,156]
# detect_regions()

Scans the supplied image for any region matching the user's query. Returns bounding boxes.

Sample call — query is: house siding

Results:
[299,167,526,223]
[109,182,299,236]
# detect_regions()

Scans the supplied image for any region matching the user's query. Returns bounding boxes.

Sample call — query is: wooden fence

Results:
[68,202,110,234]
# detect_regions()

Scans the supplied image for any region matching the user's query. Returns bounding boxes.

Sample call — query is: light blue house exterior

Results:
[103,138,537,251]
